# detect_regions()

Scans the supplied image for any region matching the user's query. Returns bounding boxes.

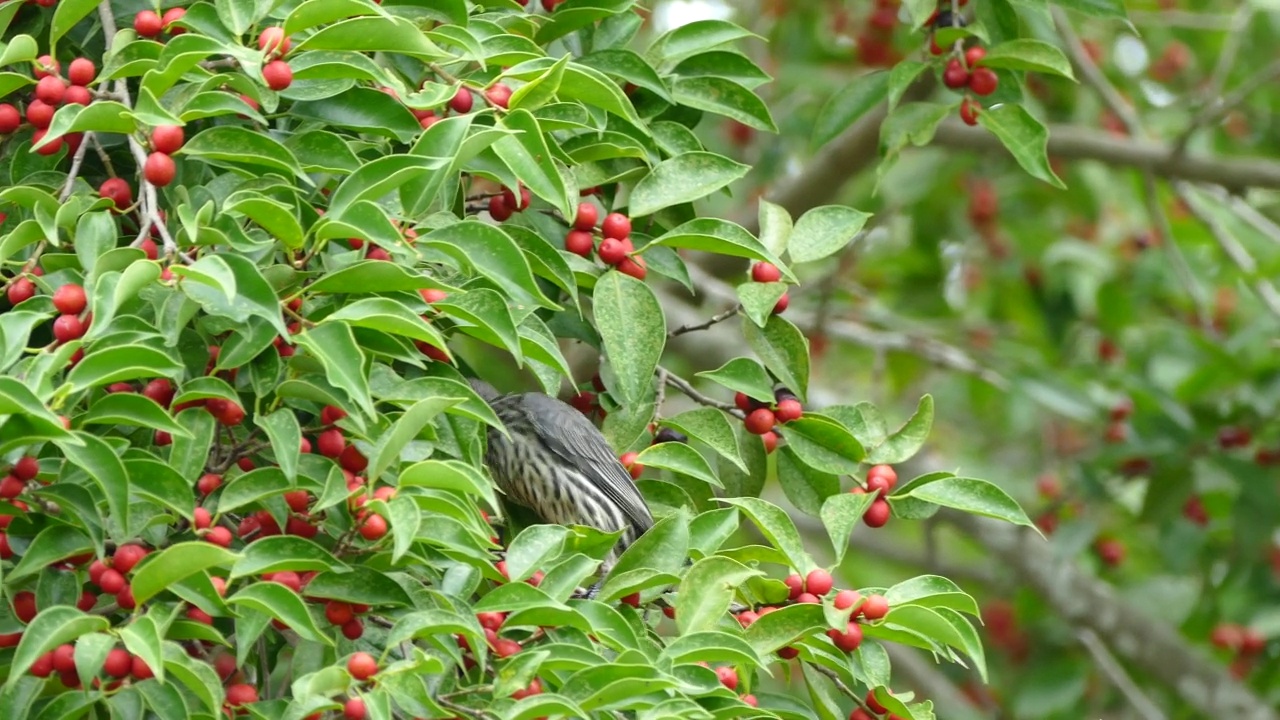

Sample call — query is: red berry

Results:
[13,591,37,623]
[161,7,186,32]
[511,678,542,700]
[969,67,999,96]
[343,697,367,720]
[965,46,987,67]
[347,652,378,680]
[573,202,598,231]
[339,444,368,473]
[193,506,212,530]
[33,55,60,80]
[831,621,863,652]
[68,58,96,86]
[134,10,163,36]
[449,87,474,114]
[751,261,781,283]
[860,594,889,620]
[35,76,67,105]
[959,98,980,126]
[104,648,132,678]
[112,543,148,573]
[742,694,758,707]
[258,27,290,57]
[317,428,345,458]
[263,60,293,91]
[867,464,897,489]
[617,255,647,280]
[151,125,184,154]
[7,277,36,305]
[564,229,594,257]
[29,652,54,677]
[489,194,513,222]
[197,472,223,496]
[131,655,153,680]
[205,526,233,547]
[98,568,127,593]
[865,691,889,714]
[359,513,387,540]
[0,104,20,134]
[342,619,364,639]
[598,237,628,265]
[144,152,176,187]
[795,592,820,604]
[601,213,631,240]
[325,601,354,625]
[716,666,739,690]
[943,59,969,89]
[773,292,790,314]
[834,589,862,612]
[26,100,55,129]
[777,646,799,659]
[484,83,512,109]
[99,178,133,208]
[744,408,776,435]
[52,284,88,315]
[784,573,803,600]
[761,431,779,454]
[775,398,802,423]
[863,498,891,528]
[805,568,834,596]
[226,683,258,707]
[619,451,643,480]
[53,314,87,343]
[11,456,37,482]
[63,85,92,106]
[52,644,76,673]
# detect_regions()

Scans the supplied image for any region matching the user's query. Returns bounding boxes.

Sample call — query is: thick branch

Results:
[944,511,1277,720]
[931,121,1280,191]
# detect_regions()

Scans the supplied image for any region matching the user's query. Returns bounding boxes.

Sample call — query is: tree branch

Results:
[1077,628,1168,720]
[943,511,1278,720]
[1171,183,1280,319]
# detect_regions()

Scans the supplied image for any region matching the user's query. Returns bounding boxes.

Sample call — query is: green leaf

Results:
[295,15,448,59]
[505,525,571,583]
[66,344,184,393]
[744,602,825,655]
[775,445,840,517]
[169,409,216,485]
[977,103,1065,188]
[231,536,351,578]
[50,0,101,44]
[328,153,441,216]
[648,19,759,66]
[593,273,665,406]
[887,60,930,110]
[131,542,241,606]
[8,526,91,581]
[676,556,762,634]
[176,253,291,337]
[661,408,747,473]
[226,582,333,644]
[650,218,786,269]
[868,395,933,464]
[398,459,499,511]
[780,415,866,475]
[629,152,750,218]
[719,497,814,572]
[901,477,1034,527]
[182,126,309,181]
[254,408,302,482]
[422,221,557,310]
[885,575,980,616]
[510,54,569,111]
[981,39,1075,80]
[493,109,571,218]
[224,192,304,250]
[670,76,777,132]
[322,298,449,351]
[695,358,775,402]
[634,442,721,488]
[367,396,459,481]
[814,71,890,148]
[218,467,292,514]
[736,281,789,328]
[742,316,809,403]
[7,610,106,686]
[609,509,690,580]
[788,206,871,264]
[161,641,225,711]
[757,199,793,257]
[308,260,440,294]
[294,321,375,421]
[820,492,878,566]
[1053,0,1128,19]
[59,433,131,541]
[80,393,189,437]
[119,615,166,685]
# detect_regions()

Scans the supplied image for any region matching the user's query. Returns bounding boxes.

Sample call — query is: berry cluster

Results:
[736,568,892,659]
[750,261,791,314]
[734,387,804,453]
[0,53,96,155]
[924,2,992,126]
[564,205,647,279]
[853,0,905,68]
[850,464,897,528]
[1211,622,1268,679]
[488,183,532,222]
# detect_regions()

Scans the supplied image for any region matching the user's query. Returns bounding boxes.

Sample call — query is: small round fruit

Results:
[33,55,60,79]
[12,456,39,481]
[489,194,513,222]
[751,262,781,283]
[144,152,176,187]
[805,568,834,596]
[7,277,36,305]
[716,666,739,690]
[761,431,779,454]
[0,104,20,134]
[867,464,897,489]
[449,87,474,114]
[598,237,628,265]
[617,255,646,280]
[347,652,378,680]
[860,594,889,620]
[834,589,862,612]
[317,428,345,458]
[619,452,643,480]
[161,7,186,32]
[98,568,126,594]
[943,59,969,89]
[344,698,367,720]
[342,618,364,639]
[26,100,55,129]
[205,526,233,547]
[226,683,259,707]
[959,98,980,126]
[193,506,212,530]
[484,83,512,109]
[112,543,148,573]
[53,314,87,343]
[830,622,864,652]
[258,26,290,57]
[134,10,163,36]
[775,398,802,423]
[744,408,776,435]
[773,293,790,314]
[35,76,67,105]
[573,202,598,231]
[601,213,631,240]
[151,124,184,154]
[964,46,987,67]
[99,177,133,208]
[564,229,594,257]
[969,67,999,96]
[359,513,387,540]
[104,648,132,678]
[863,498,891,528]
[784,573,803,600]
[52,284,87,315]
[68,58,96,86]
[263,60,293,91]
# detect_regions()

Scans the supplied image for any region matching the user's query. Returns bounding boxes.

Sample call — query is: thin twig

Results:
[88,132,117,178]
[658,366,744,418]
[1077,628,1167,720]
[667,305,739,338]
[1172,183,1280,320]
[807,662,875,713]
[1170,6,1254,157]
[1053,7,1213,331]
[1174,59,1280,158]
[58,132,94,202]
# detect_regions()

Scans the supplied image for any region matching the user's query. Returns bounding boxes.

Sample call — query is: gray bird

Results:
[469,379,654,590]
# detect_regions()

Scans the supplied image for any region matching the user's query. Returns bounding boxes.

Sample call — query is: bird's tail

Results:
[468,377,501,403]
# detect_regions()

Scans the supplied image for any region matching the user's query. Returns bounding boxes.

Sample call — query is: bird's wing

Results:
[514,392,655,533]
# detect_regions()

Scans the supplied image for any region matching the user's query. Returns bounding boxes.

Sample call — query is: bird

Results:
[468,379,655,593]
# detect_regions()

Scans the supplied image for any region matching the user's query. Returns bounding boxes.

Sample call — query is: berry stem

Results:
[667,305,740,338]
[659,366,745,419]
